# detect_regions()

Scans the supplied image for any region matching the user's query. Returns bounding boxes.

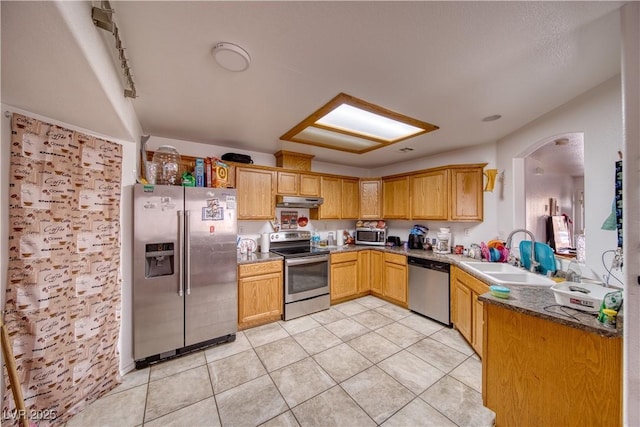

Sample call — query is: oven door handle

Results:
[285,255,329,266]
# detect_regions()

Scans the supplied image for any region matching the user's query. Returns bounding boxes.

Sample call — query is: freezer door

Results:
[133,184,185,360]
[184,187,238,346]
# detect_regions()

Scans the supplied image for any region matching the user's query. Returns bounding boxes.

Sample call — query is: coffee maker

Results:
[408,224,428,250]
[408,234,424,250]
[433,228,452,254]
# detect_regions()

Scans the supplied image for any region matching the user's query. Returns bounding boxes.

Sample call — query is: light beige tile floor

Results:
[66,296,495,426]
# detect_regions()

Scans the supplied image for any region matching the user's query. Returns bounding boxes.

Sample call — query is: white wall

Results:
[621,3,640,425]
[496,76,622,280]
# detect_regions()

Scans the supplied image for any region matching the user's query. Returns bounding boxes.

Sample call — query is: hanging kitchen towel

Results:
[601,200,617,230]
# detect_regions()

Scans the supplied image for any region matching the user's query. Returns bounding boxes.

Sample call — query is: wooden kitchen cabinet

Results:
[472,293,484,355]
[276,171,299,195]
[238,261,283,330]
[452,278,472,342]
[341,178,360,219]
[370,250,384,295]
[357,250,371,295]
[450,166,484,221]
[236,167,275,220]
[410,169,449,220]
[382,176,410,219]
[382,253,408,306]
[483,303,622,426]
[311,176,342,219]
[330,252,359,303]
[299,173,321,196]
[381,163,485,221]
[451,266,488,356]
[359,179,382,219]
[277,171,321,197]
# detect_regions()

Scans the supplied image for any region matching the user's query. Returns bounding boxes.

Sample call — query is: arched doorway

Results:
[512,132,584,253]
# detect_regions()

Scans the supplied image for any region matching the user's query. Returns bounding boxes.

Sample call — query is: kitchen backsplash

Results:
[237,209,499,251]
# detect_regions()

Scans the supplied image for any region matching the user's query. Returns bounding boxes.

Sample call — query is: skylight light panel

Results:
[315,104,424,141]
[280,93,439,154]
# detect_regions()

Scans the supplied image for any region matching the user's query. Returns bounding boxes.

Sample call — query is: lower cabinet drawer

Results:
[238,260,282,278]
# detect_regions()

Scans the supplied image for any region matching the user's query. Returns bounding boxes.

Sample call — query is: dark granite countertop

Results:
[478,286,622,338]
[237,244,622,337]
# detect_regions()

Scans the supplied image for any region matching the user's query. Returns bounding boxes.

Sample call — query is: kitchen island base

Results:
[482,303,622,426]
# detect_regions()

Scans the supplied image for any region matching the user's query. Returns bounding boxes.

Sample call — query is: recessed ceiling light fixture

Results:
[280,93,438,154]
[482,114,502,122]
[212,42,251,72]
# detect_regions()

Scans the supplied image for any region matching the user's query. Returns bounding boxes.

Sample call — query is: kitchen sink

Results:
[460,261,555,286]
[459,261,523,273]
[484,272,555,286]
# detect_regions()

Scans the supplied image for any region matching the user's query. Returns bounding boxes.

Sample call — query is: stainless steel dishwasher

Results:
[408,257,451,326]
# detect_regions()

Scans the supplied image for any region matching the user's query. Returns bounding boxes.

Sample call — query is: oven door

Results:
[284,255,330,303]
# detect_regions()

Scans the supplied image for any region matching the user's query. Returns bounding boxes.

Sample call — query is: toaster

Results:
[387,236,402,247]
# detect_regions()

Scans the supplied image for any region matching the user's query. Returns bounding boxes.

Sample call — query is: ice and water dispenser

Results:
[145,243,175,278]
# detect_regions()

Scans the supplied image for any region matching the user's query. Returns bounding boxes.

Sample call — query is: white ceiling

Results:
[2,1,623,168]
[528,133,585,177]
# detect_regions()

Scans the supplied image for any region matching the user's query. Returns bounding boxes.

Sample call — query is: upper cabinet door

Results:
[359,179,382,219]
[299,174,321,197]
[277,171,299,195]
[450,167,483,221]
[410,170,449,220]
[341,178,360,219]
[236,167,275,220]
[316,176,342,219]
[382,176,409,219]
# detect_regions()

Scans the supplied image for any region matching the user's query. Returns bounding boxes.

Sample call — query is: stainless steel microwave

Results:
[355,228,387,246]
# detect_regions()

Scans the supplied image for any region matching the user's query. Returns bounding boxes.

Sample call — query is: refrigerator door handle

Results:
[185,210,191,295]
[178,210,184,297]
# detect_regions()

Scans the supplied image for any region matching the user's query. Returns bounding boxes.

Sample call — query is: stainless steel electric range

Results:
[269,231,330,320]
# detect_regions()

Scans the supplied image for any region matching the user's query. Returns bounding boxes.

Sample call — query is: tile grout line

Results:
[140,365,151,426]
[204,352,224,427]
[85,296,485,427]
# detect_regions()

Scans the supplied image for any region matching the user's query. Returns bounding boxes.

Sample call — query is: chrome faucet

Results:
[505,229,540,273]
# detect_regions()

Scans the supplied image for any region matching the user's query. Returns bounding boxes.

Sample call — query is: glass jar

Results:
[152,145,181,185]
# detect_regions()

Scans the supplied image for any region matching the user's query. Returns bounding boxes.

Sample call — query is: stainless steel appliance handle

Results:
[178,210,184,297]
[185,210,191,295]
[285,255,329,266]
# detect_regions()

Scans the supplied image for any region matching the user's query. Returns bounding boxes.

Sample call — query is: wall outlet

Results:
[464,228,470,236]
[239,226,244,234]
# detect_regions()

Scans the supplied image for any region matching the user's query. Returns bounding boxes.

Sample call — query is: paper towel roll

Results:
[336,229,345,246]
[260,233,270,253]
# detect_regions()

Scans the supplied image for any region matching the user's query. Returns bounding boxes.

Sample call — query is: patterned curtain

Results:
[3,113,122,426]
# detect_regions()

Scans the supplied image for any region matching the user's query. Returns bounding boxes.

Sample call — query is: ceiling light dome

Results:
[212,42,251,72]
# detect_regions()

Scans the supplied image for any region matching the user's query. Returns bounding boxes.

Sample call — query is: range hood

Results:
[276,195,324,208]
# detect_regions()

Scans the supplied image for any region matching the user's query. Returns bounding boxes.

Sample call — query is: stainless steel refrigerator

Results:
[133,184,237,368]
